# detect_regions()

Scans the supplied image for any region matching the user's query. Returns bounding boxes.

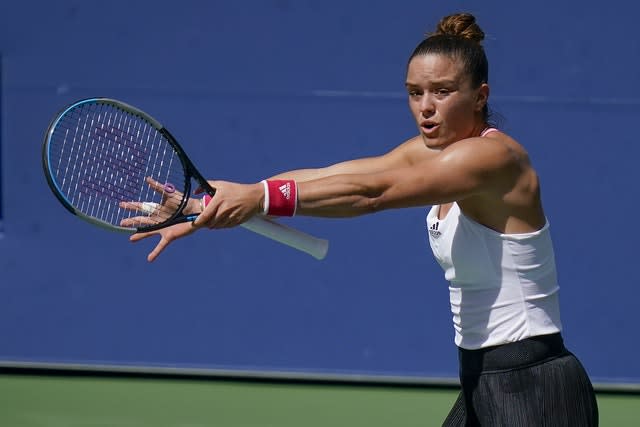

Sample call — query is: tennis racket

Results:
[42,97,329,260]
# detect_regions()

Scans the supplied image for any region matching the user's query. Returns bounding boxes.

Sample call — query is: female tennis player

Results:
[131,12,598,426]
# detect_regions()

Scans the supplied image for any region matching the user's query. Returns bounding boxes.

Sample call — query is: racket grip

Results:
[241,216,329,260]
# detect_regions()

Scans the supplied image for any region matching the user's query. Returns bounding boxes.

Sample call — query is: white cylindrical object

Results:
[241,216,329,260]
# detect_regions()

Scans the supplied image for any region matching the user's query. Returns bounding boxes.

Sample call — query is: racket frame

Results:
[42,97,214,233]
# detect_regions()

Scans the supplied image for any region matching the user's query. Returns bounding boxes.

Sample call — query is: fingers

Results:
[121,217,155,227]
[192,181,259,229]
[129,222,198,262]
[130,233,170,262]
[119,199,180,226]
[194,206,240,229]
[192,181,233,228]
[194,210,245,229]
[129,230,155,242]
[146,236,171,262]
[192,198,218,228]
[140,202,160,214]
[145,176,170,193]
[120,201,143,211]
[128,230,171,262]
[144,177,184,204]
[120,201,158,214]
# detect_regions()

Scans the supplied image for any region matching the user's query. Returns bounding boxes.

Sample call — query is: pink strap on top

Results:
[480,127,499,137]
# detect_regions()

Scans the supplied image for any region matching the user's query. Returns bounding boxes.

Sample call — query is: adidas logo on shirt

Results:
[279,183,291,200]
[429,221,441,239]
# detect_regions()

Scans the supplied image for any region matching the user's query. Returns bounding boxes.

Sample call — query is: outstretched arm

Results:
[267,136,427,182]
[196,137,518,225]
[294,137,515,216]
[128,137,422,261]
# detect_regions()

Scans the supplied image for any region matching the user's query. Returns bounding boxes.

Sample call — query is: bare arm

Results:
[268,136,428,182]
[295,138,519,217]
[195,137,519,225]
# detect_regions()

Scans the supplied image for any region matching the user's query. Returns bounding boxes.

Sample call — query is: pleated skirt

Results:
[442,333,599,426]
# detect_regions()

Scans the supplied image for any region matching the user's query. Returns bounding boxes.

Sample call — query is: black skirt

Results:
[442,333,599,426]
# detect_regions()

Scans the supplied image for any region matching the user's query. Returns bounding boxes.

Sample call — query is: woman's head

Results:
[406,13,491,148]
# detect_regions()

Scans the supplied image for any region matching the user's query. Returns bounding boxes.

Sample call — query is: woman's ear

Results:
[476,83,489,112]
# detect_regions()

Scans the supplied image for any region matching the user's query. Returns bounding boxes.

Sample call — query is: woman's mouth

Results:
[421,122,439,134]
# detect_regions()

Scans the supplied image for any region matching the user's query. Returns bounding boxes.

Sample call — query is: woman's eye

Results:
[435,89,450,96]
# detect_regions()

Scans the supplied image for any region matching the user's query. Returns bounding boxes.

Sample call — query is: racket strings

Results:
[54,106,149,210]
[48,102,187,228]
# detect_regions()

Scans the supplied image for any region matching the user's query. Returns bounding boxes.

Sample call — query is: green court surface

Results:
[0,374,638,426]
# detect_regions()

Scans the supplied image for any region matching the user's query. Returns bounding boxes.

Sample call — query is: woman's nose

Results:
[419,94,435,116]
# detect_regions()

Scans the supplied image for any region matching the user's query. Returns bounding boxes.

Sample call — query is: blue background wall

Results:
[1,1,638,384]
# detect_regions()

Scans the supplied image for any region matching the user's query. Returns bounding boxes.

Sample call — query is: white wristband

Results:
[261,179,269,215]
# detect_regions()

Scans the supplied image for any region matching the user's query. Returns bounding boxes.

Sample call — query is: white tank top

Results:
[426,142,562,349]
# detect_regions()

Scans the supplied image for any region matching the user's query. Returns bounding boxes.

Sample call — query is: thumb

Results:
[147,237,170,262]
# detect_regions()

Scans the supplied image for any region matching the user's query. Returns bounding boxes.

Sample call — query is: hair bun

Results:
[432,13,484,44]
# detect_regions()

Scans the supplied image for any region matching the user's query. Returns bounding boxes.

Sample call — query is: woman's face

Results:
[405,53,488,150]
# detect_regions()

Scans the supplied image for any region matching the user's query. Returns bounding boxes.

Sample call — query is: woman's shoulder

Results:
[445,131,527,170]
[481,129,528,156]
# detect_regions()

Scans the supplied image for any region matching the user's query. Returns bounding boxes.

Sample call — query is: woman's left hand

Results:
[129,221,199,262]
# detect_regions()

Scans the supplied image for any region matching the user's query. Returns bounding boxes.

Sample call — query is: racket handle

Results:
[241,216,329,260]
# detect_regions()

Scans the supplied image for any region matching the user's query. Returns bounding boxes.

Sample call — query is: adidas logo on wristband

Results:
[263,179,297,216]
[279,183,291,199]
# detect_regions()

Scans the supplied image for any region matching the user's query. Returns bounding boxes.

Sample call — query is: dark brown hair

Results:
[409,13,490,120]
